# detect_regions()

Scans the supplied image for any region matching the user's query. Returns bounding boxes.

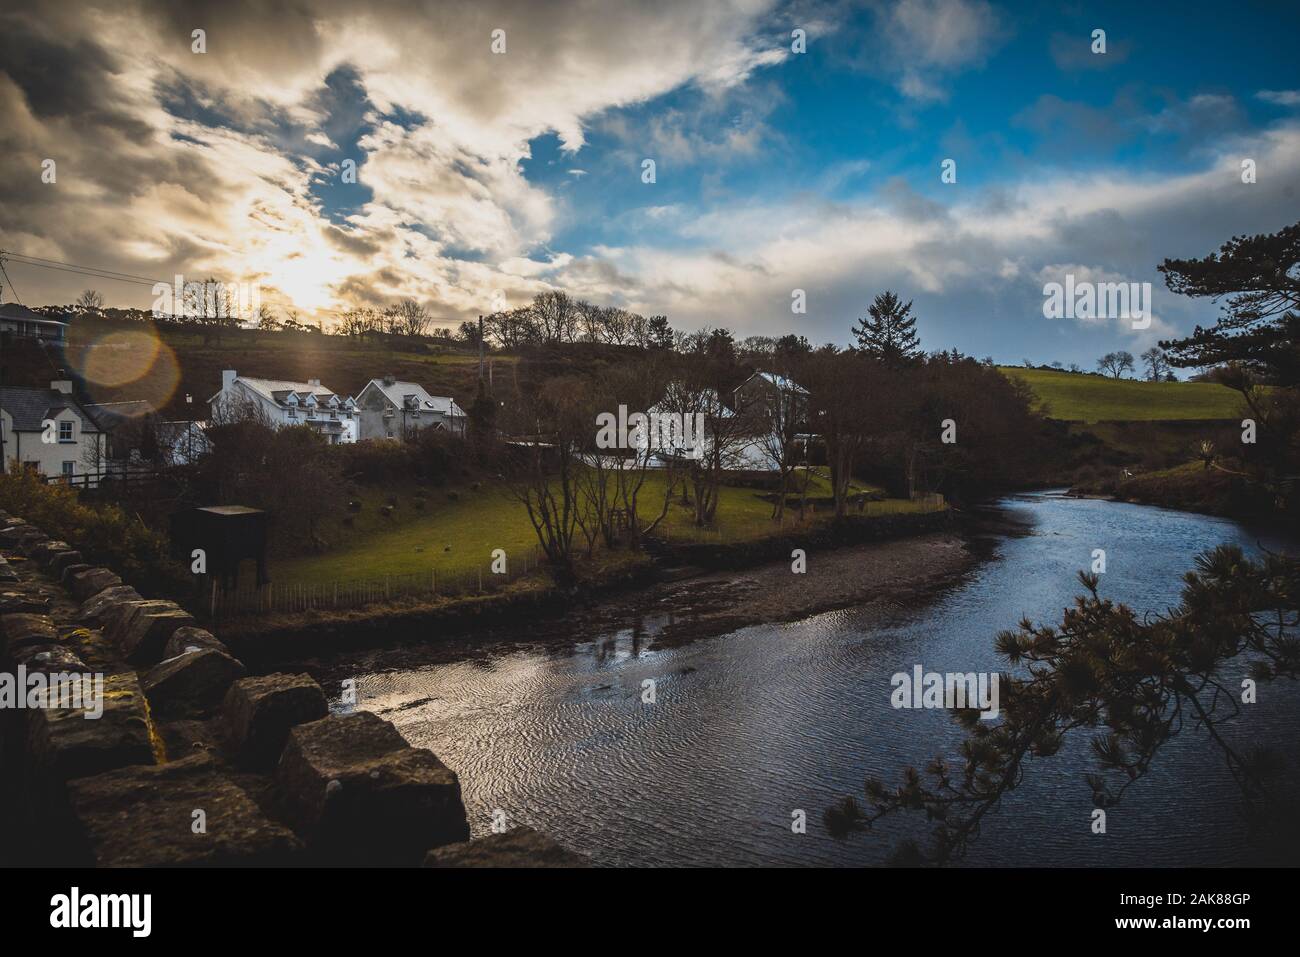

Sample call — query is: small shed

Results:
[171,505,269,589]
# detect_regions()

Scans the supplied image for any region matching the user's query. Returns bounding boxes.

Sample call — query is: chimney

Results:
[308,378,321,387]
[382,374,396,386]
[51,369,73,394]
[222,369,237,392]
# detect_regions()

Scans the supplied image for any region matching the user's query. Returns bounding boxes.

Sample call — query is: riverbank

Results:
[1068,460,1286,524]
[222,509,963,666]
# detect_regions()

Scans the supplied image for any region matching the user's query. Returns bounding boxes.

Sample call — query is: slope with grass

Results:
[1001,367,1245,422]
[271,469,930,587]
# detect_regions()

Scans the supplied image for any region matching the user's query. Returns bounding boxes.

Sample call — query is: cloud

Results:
[873,0,1007,102]
[0,0,788,323]
[1049,30,1131,71]
[1257,89,1300,107]
[558,121,1300,356]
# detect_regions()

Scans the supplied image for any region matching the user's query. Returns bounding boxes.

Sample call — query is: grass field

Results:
[271,468,932,586]
[1001,367,1246,422]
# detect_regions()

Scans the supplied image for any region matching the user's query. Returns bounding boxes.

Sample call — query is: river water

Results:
[313,492,1300,866]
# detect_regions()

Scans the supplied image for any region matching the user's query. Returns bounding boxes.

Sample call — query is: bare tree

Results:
[1141,346,1170,381]
[256,304,281,331]
[485,307,539,348]
[500,375,590,577]
[748,366,809,521]
[1097,351,1136,378]
[392,298,431,337]
[75,289,104,316]
[531,291,579,343]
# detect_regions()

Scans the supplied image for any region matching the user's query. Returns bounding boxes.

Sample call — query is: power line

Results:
[0,248,364,319]
[0,254,26,306]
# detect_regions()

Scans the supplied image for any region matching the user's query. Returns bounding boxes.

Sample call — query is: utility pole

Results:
[477,314,484,382]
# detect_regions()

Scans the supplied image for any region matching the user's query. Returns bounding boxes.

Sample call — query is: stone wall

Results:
[0,510,586,867]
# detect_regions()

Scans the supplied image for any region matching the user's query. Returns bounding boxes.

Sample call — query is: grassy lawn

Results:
[1001,367,1245,422]
[271,468,931,584]
[272,481,543,586]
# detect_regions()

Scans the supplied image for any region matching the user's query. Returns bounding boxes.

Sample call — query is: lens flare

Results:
[68,322,180,411]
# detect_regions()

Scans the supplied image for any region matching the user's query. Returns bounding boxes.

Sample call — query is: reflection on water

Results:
[322,493,1300,866]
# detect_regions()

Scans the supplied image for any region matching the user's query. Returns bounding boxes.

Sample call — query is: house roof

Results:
[739,371,809,396]
[84,400,158,432]
[0,387,99,432]
[0,303,67,325]
[362,378,465,417]
[210,376,352,407]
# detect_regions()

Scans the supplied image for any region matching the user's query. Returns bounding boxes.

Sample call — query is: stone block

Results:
[275,711,470,864]
[117,603,195,666]
[423,827,590,868]
[75,585,142,626]
[163,626,231,660]
[143,648,246,714]
[223,673,327,768]
[26,672,158,782]
[66,753,303,866]
[68,567,123,603]
[0,613,58,656]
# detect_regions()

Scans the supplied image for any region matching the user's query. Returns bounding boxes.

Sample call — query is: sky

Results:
[1,0,1298,370]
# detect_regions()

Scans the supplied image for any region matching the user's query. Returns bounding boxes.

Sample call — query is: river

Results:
[309,492,1300,866]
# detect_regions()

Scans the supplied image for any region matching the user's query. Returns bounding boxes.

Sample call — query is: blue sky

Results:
[3,0,1299,371]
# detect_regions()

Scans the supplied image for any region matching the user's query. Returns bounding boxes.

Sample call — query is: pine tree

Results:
[852,291,921,364]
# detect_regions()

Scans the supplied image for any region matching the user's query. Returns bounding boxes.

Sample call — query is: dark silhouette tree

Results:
[853,291,921,365]
[1096,350,1134,378]
[1140,346,1169,381]
[1159,221,1300,384]
[827,548,1300,864]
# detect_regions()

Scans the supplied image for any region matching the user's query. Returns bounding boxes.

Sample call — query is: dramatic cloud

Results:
[0,0,787,323]
[1,0,1296,372]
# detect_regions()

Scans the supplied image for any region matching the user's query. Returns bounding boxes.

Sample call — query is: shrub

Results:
[0,469,182,591]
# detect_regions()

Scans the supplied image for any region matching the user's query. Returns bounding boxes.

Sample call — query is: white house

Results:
[0,379,104,483]
[729,371,812,471]
[208,370,357,443]
[0,303,67,341]
[615,373,813,472]
[355,376,466,441]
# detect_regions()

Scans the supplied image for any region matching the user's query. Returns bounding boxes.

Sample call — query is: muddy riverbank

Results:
[228,509,970,667]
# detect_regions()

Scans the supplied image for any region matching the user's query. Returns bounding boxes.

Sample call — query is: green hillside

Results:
[1001,367,1245,422]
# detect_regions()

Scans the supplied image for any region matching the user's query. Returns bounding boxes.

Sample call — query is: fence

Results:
[210,543,547,618]
[42,466,175,500]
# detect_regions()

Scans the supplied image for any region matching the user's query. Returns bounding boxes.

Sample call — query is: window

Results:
[386,430,395,438]
[61,461,75,478]
[287,408,297,418]
[58,420,74,443]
